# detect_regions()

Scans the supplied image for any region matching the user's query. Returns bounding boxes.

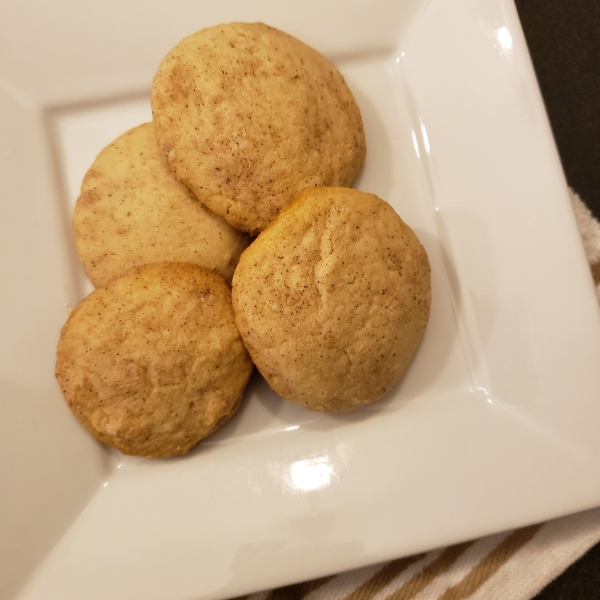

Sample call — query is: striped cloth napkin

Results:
[239,190,600,600]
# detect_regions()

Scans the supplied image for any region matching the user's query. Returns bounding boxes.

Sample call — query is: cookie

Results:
[73,123,250,287]
[232,187,431,412]
[55,263,253,457]
[151,22,366,235]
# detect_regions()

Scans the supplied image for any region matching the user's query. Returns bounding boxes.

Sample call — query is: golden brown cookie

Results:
[73,123,250,287]
[232,187,431,412]
[56,263,253,457]
[151,22,366,235]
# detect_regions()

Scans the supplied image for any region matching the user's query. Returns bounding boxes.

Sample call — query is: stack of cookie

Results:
[55,22,431,458]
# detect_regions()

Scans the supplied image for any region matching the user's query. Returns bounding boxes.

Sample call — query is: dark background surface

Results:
[515,0,600,220]
[514,0,600,598]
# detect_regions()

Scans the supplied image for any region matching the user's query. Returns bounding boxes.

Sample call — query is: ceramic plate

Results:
[3,0,600,599]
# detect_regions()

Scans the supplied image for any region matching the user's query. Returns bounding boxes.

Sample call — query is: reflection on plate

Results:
[2,0,600,599]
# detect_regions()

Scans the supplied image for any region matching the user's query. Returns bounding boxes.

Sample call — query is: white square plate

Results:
[2,1,600,599]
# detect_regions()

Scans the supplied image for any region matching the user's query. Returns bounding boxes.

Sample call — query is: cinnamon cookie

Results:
[232,187,430,412]
[73,123,250,287]
[151,22,366,234]
[56,263,253,457]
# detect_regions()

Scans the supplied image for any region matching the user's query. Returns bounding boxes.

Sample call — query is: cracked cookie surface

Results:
[232,187,431,412]
[151,22,366,235]
[56,263,253,457]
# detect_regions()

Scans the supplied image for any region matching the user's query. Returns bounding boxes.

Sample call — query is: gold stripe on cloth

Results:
[591,261,600,285]
[437,524,543,600]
